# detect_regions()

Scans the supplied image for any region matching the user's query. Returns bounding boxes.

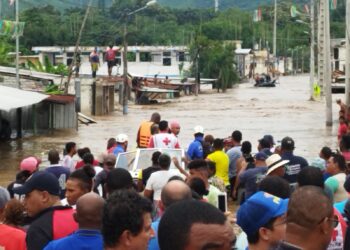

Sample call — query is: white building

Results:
[31,46,191,77]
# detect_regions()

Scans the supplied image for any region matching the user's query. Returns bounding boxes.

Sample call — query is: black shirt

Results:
[26,206,77,250]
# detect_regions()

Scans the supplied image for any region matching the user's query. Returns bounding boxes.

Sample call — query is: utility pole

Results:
[309,0,315,101]
[122,22,128,114]
[214,0,219,12]
[15,0,20,88]
[273,0,277,70]
[65,0,93,94]
[345,0,350,106]
[318,0,332,126]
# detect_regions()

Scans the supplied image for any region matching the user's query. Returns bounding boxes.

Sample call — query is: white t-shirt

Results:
[149,133,180,149]
[62,155,75,172]
[145,170,183,200]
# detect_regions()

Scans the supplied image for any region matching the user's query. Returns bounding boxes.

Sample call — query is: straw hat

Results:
[266,154,289,175]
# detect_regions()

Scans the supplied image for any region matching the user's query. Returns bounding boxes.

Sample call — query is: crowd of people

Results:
[2,111,350,250]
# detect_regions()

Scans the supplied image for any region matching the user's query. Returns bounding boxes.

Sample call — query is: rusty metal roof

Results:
[45,94,75,104]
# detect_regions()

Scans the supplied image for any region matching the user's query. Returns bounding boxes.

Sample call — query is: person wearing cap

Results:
[93,154,117,198]
[20,156,40,174]
[0,187,26,250]
[187,125,205,160]
[266,154,289,178]
[280,136,308,184]
[112,134,128,156]
[13,171,77,250]
[258,137,273,156]
[274,186,335,250]
[236,191,288,250]
[238,152,268,200]
[207,138,230,187]
[7,157,38,199]
[148,120,180,149]
[169,120,181,137]
[137,112,161,148]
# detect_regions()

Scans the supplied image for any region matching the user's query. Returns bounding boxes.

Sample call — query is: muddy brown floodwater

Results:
[0,75,342,186]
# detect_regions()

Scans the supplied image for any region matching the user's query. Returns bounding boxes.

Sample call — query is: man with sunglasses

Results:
[275,186,335,250]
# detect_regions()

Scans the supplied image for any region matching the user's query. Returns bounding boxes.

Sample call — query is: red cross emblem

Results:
[163,137,171,146]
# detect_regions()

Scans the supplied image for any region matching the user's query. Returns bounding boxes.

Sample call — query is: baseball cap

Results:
[13,171,60,196]
[20,157,39,173]
[262,135,275,146]
[254,152,268,161]
[237,191,288,236]
[281,136,295,150]
[116,134,128,143]
[194,125,204,134]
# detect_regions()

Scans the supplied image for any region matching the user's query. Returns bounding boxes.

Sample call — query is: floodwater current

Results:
[0,75,341,186]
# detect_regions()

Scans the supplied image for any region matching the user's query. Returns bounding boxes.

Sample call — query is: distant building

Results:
[331,39,346,72]
[31,46,191,77]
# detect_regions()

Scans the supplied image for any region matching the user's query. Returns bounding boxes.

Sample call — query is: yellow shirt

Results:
[207,150,229,186]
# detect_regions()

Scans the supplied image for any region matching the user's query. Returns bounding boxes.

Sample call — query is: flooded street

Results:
[0,75,341,186]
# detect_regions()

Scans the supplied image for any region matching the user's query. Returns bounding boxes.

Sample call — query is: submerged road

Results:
[0,75,341,186]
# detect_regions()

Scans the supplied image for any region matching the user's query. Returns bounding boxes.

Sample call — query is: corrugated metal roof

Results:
[0,86,48,112]
[0,66,62,82]
[45,94,75,104]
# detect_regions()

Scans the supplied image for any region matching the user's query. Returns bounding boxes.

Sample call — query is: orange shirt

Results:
[0,224,26,250]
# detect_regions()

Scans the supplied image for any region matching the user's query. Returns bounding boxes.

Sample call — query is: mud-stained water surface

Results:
[0,75,341,186]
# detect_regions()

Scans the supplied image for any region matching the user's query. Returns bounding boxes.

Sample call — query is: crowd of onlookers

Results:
[2,111,350,250]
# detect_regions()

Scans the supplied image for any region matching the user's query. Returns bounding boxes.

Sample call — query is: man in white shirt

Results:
[148,120,180,149]
[62,142,77,172]
[144,154,183,217]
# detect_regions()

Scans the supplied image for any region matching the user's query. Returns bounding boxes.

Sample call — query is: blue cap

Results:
[13,171,60,196]
[237,191,288,236]
[254,152,268,161]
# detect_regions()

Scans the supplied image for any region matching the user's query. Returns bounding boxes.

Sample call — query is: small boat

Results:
[254,74,277,87]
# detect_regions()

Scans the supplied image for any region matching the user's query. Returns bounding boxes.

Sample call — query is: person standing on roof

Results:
[137,112,161,148]
[148,120,180,149]
[90,47,100,78]
[105,45,117,77]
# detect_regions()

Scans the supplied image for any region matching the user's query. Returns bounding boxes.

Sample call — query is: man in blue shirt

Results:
[113,134,128,156]
[187,125,205,160]
[44,192,104,250]
[280,137,308,183]
[239,152,268,200]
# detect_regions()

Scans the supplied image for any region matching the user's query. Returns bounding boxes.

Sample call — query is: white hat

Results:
[194,125,204,134]
[266,154,289,175]
[116,134,128,143]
